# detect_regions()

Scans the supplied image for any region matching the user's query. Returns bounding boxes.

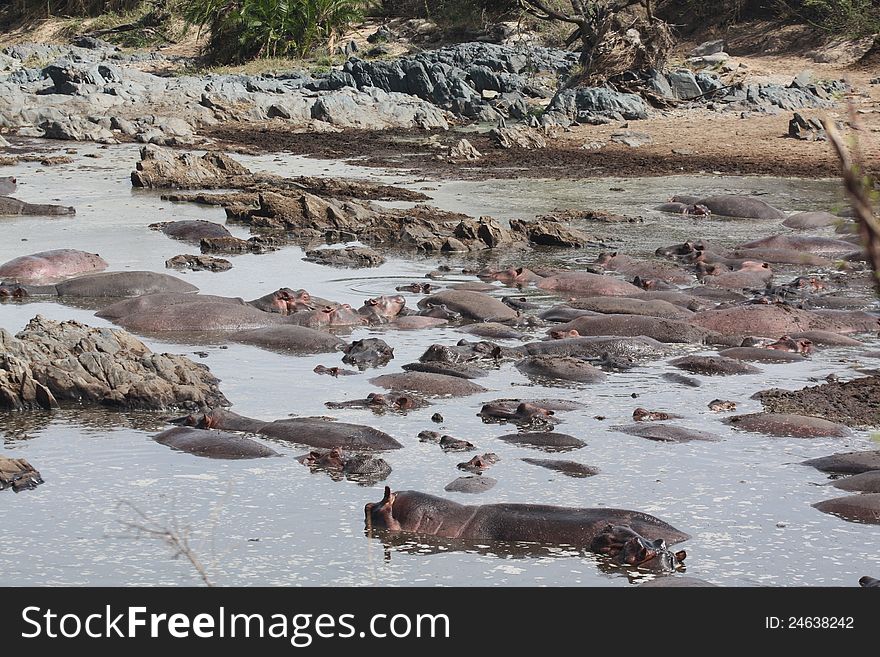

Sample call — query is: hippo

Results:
[458,453,500,473]
[536,271,643,297]
[249,288,319,314]
[287,304,368,329]
[737,235,858,255]
[370,372,487,397]
[539,306,597,323]
[594,253,693,284]
[0,176,17,195]
[522,336,669,360]
[691,305,877,336]
[496,431,586,451]
[390,315,449,330]
[417,290,517,323]
[396,283,433,294]
[813,493,880,524]
[458,322,525,340]
[566,296,692,320]
[325,391,428,413]
[479,267,542,285]
[358,295,406,323]
[709,399,737,411]
[689,195,786,220]
[34,271,198,298]
[364,487,690,548]
[230,325,346,354]
[297,447,391,483]
[612,424,717,443]
[521,458,599,478]
[153,426,279,459]
[662,372,701,387]
[114,301,289,333]
[860,576,880,587]
[173,409,403,451]
[481,398,586,412]
[717,347,806,363]
[502,296,540,311]
[802,451,880,475]
[401,361,487,379]
[515,356,606,383]
[0,196,75,216]
[702,261,773,290]
[342,338,394,369]
[782,211,840,230]
[313,365,358,376]
[829,471,880,493]
[590,525,686,571]
[417,303,461,321]
[96,293,237,320]
[444,476,498,494]
[552,314,715,344]
[479,401,557,427]
[724,413,851,438]
[0,249,108,285]
[150,220,232,242]
[632,408,680,421]
[669,355,761,375]
[653,202,710,216]
[789,331,863,347]
[731,248,831,266]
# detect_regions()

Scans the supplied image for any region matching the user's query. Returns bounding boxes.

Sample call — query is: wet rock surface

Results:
[0,315,229,411]
[754,376,880,428]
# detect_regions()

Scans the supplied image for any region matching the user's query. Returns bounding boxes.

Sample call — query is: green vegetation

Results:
[779,0,880,37]
[182,0,367,62]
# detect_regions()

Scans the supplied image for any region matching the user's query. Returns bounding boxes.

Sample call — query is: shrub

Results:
[183,0,365,62]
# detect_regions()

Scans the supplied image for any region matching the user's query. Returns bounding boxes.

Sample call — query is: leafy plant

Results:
[183,0,366,62]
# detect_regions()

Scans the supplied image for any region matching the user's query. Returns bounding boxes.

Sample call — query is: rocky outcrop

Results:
[0,315,229,411]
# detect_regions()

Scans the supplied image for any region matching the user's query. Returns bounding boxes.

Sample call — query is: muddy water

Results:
[1,141,878,587]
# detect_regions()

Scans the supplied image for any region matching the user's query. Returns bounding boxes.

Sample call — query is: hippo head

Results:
[686,204,711,216]
[419,303,460,321]
[365,486,401,531]
[319,304,366,327]
[360,295,406,321]
[549,329,580,339]
[595,252,617,267]
[283,288,314,312]
[0,285,28,299]
[590,525,686,571]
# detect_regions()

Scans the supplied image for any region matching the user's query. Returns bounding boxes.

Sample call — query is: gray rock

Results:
[690,40,725,57]
[667,69,702,100]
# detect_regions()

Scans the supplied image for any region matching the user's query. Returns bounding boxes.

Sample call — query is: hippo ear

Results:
[675,550,687,563]
[381,486,393,504]
[652,538,667,550]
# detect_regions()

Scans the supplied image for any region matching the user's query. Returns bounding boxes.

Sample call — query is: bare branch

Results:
[823,107,880,297]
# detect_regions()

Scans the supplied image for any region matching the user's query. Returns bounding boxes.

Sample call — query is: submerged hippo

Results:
[150,220,232,242]
[690,195,786,220]
[230,325,346,354]
[418,290,517,323]
[343,338,394,369]
[595,253,693,284]
[552,314,714,344]
[370,372,487,397]
[153,426,279,459]
[297,447,391,483]
[0,249,108,285]
[364,487,690,548]
[813,493,880,524]
[782,211,840,230]
[0,196,75,216]
[724,413,851,438]
[174,409,402,451]
[27,271,198,298]
[536,271,643,297]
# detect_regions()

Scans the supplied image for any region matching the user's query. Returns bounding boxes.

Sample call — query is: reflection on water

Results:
[1,142,879,587]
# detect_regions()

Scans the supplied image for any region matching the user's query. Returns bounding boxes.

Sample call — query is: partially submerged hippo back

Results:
[0,196,75,216]
[0,249,108,285]
[53,271,198,298]
[365,487,689,547]
[694,195,786,220]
